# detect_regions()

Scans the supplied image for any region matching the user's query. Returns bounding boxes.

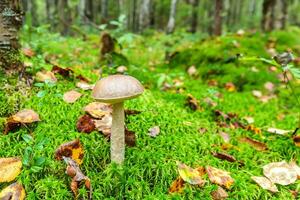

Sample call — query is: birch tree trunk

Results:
[166,0,178,34]
[139,0,151,32]
[213,0,223,36]
[0,0,23,70]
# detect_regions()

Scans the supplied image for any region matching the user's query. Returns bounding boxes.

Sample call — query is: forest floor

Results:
[0,27,300,199]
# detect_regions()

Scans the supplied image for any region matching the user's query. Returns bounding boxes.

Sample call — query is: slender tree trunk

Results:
[101,0,108,23]
[0,0,23,70]
[166,0,178,34]
[139,0,151,32]
[261,0,275,31]
[84,0,93,21]
[189,0,199,33]
[213,0,223,36]
[280,0,288,29]
[57,0,71,35]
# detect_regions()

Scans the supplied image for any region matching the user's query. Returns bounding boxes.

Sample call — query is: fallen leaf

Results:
[187,65,197,77]
[76,81,94,90]
[125,128,136,147]
[245,125,262,134]
[251,176,278,193]
[208,79,218,86]
[185,94,201,111]
[203,97,217,107]
[264,82,275,92]
[76,115,96,134]
[0,182,25,200]
[52,65,74,78]
[293,135,300,147]
[63,157,92,199]
[224,82,235,92]
[12,109,40,123]
[252,90,262,98]
[22,47,34,57]
[116,66,128,73]
[94,115,112,138]
[63,90,82,103]
[239,137,267,151]
[168,177,185,194]
[290,190,298,199]
[35,70,57,83]
[289,162,300,179]
[198,127,207,134]
[125,109,142,116]
[177,162,206,186]
[219,132,230,143]
[243,116,254,124]
[211,186,229,200]
[76,75,90,82]
[55,139,84,165]
[206,166,234,189]
[212,152,236,163]
[3,119,21,134]
[263,161,298,185]
[148,126,160,137]
[0,157,22,182]
[267,128,291,135]
[83,102,112,119]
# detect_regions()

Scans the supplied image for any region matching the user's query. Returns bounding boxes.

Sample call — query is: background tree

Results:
[139,0,151,32]
[189,0,199,33]
[0,0,23,70]
[166,0,178,34]
[213,0,223,36]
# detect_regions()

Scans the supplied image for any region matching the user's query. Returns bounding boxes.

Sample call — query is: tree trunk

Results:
[189,0,199,33]
[213,0,223,36]
[280,0,288,29]
[84,0,93,22]
[57,0,71,35]
[261,0,276,31]
[139,0,151,32]
[166,0,178,34]
[0,0,23,70]
[101,0,108,23]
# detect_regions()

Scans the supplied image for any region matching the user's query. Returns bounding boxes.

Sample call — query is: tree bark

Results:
[189,0,199,33]
[84,0,93,22]
[166,0,178,34]
[101,0,108,23]
[280,0,288,29]
[0,0,23,70]
[139,0,151,32]
[261,0,276,32]
[57,0,71,35]
[213,0,223,36]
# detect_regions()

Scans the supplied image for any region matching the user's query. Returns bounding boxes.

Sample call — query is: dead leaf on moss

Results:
[219,132,230,143]
[84,102,112,119]
[263,161,298,185]
[125,128,136,147]
[211,186,229,200]
[94,115,112,138]
[52,65,73,78]
[224,82,236,92]
[125,109,142,116]
[267,128,291,135]
[187,65,197,77]
[35,70,57,83]
[22,47,34,57]
[55,139,84,165]
[168,176,185,194]
[293,135,300,147]
[177,162,206,186]
[76,81,95,90]
[0,182,25,200]
[251,176,278,193]
[185,94,201,111]
[239,137,267,151]
[148,126,160,137]
[116,66,128,73]
[76,115,96,134]
[0,157,22,183]
[12,109,40,123]
[289,162,300,179]
[63,90,82,103]
[212,152,236,163]
[206,166,234,189]
[76,74,90,82]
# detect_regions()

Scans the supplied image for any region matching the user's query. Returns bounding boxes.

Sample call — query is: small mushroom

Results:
[92,75,144,164]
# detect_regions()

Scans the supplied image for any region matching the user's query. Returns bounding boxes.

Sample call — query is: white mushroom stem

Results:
[111,102,125,164]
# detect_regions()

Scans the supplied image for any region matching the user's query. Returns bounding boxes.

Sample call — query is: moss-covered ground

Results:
[0,27,300,199]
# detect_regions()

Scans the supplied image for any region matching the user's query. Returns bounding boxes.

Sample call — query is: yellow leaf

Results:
[12,109,40,123]
[206,166,234,189]
[83,102,112,119]
[55,139,84,165]
[0,182,25,200]
[177,162,206,185]
[0,157,22,183]
[35,70,57,83]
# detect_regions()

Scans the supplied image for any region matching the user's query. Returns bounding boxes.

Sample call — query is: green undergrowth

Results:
[0,27,300,199]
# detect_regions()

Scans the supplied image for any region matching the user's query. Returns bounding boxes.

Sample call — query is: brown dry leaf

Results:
[177,162,206,186]
[293,135,300,147]
[63,157,92,199]
[263,161,298,185]
[224,82,235,92]
[0,182,25,200]
[208,79,218,87]
[219,132,230,143]
[22,47,34,57]
[125,109,142,116]
[35,70,57,83]
[245,125,262,134]
[168,177,185,194]
[187,65,197,77]
[94,115,112,138]
[206,166,234,189]
[55,139,84,165]
[3,119,21,134]
[198,127,207,134]
[83,102,112,119]
[125,128,136,147]
[185,94,201,111]
[251,176,278,193]
[76,74,90,82]
[239,137,267,151]
[211,186,229,200]
[12,109,40,123]
[52,65,73,78]
[148,126,160,137]
[212,152,236,163]
[0,157,22,183]
[267,128,291,135]
[290,190,298,199]
[76,115,96,134]
[76,81,95,90]
[63,90,82,103]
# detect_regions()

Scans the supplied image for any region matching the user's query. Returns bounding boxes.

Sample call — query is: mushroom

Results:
[92,75,144,164]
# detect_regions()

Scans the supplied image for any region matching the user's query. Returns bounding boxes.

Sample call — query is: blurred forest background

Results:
[21,0,300,36]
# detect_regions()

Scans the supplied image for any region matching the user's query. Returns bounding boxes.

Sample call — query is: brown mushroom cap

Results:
[92,75,144,103]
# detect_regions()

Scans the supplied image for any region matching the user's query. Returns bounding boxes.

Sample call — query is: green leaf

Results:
[23,147,33,166]
[289,66,300,79]
[22,134,33,143]
[30,166,43,173]
[34,157,46,166]
[37,90,47,98]
[34,83,44,87]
